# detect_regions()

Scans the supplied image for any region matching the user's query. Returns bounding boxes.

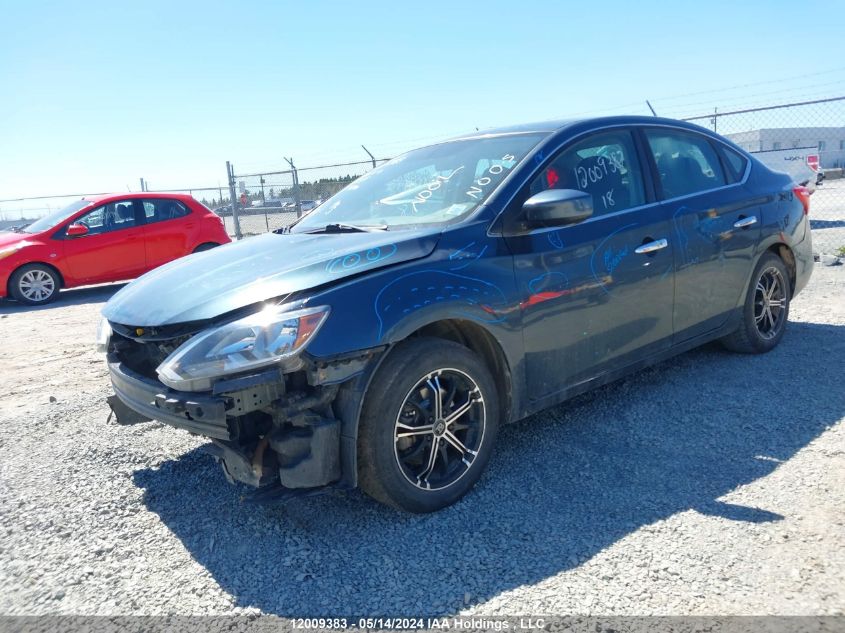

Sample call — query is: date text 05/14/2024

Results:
[292,617,547,630]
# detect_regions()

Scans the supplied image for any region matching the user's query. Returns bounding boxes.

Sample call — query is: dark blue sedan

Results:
[99,116,813,512]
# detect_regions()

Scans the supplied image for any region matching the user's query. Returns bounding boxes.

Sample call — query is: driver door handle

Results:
[635,238,668,254]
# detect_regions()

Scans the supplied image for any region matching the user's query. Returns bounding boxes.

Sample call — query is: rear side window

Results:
[719,146,749,183]
[528,129,646,216]
[142,199,190,224]
[645,129,727,199]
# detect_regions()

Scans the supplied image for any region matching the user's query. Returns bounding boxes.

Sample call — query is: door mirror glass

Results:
[523,189,593,227]
[66,223,89,237]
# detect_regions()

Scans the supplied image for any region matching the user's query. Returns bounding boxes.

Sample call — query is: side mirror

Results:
[66,223,89,237]
[523,189,593,227]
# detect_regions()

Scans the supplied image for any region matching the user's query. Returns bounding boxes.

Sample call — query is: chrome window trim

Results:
[488,121,753,235]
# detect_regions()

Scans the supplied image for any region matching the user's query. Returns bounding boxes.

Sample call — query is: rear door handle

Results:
[733,215,758,229]
[635,238,668,254]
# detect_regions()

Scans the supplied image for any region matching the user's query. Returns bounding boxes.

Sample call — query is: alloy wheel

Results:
[754,267,786,340]
[393,368,486,491]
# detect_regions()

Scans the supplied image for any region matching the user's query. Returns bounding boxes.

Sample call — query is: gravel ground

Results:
[0,263,843,617]
[808,178,845,257]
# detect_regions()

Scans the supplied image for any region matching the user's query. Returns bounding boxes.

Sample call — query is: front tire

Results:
[357,338,499,513]
[721,252,791,354]
[9,264,60,305]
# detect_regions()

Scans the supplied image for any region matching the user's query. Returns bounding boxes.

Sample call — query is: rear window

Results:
[720,146,749,183]
[645,129,727,199]
[142,199,191,224]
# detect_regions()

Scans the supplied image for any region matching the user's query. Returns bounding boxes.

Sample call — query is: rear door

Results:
[642,127,761,342]
[140,198,196,270]
[61,199,147,283]
[504,127,675,400]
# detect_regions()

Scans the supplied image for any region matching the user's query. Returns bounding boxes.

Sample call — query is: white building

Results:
[725,127,845,168]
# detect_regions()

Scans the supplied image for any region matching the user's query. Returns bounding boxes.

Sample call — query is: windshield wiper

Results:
[304,222,388,234]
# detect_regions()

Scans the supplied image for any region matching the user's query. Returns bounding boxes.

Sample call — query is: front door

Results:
[504,128,675,401]
[61,199,147,283]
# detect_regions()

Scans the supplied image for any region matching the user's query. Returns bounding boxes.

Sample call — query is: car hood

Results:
[102,229,440,326]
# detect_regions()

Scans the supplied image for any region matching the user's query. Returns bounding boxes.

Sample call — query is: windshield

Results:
[291,133,545,232]
[22,200,94,233]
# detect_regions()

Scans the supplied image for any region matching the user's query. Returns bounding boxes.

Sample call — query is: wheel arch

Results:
[736,241,798,309]
[334,317,514,490]
[408,319,513,427]
[192,242,221,253]
[768,242,796,297]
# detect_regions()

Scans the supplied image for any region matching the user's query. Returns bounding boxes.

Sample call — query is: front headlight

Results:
[95,317,112,353]
[0,243,26,261]
[156,305,330,391]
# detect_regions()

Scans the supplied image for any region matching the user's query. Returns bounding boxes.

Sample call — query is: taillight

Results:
[793,185,810,215]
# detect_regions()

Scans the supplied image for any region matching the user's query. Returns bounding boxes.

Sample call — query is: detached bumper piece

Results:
[207,414,342,506]
[107,354,233,440]
[106,394,152,425]
[241,483,334,505]
[205,413,341,495]
[272,414,340,488]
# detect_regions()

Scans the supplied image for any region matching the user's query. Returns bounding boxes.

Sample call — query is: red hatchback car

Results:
[0,193,231,305]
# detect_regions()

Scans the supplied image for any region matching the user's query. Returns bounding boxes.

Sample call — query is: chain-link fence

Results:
[2,97,843,257]
[224,159,389,237]
[678,96,845,258]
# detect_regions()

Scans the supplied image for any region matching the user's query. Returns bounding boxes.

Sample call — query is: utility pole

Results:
[361,145,377,169]
[226,161,242,240]
[284,157,302,217]
[259,176,266,203]
[139,178,146,192]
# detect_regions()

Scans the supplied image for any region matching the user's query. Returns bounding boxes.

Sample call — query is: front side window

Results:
[645,129,726,199]
[72,201,137,236]
[291,133,545,232]
[527,129,646,215]
[142,199,190,224]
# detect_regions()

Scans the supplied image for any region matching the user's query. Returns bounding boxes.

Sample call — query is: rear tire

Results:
[720,252,791,354]
[9,264,61,305]
[192,242,219,253]
[357,337,499,513]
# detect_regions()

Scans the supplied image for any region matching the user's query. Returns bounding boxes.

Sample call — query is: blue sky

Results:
[1,0,844,213]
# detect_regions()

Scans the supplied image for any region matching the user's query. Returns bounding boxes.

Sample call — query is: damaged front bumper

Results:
[107,355,232,438]
[106,353,346,500]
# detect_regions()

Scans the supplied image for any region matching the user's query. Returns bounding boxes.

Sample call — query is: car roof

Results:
[446,115,712,141]
[80,192,195,205]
